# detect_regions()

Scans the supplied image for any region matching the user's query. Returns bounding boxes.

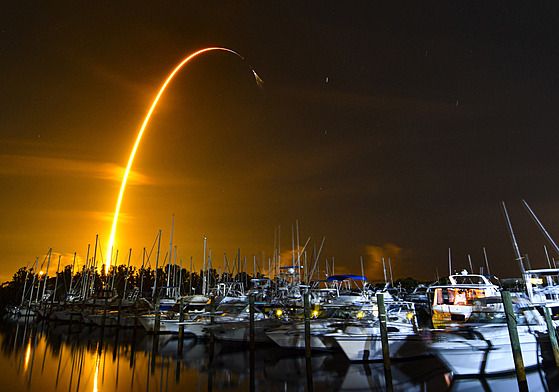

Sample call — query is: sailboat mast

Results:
[152,229,162,299]
[41,248,52,302]
[69,252,76,295]
[20,261,31,306]
[28,257,38,307]
[167,214,174,288]
[483,247,491,275]
[202,237,207,296]
[53,255,61,302]
[123,248,131,298]
[522,199,559,257]
[501,201,526,274]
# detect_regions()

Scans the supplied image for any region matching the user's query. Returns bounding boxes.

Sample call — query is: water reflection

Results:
[0,318,557,391]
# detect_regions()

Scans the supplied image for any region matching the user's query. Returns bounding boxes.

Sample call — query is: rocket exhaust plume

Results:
[106,47,262,273]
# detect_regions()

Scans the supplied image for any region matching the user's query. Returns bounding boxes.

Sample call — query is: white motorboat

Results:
[428,299,548,376]
[161,299,263,338]
[326,301,427,361]
[266,304,377,350]
[523,268,559,324]
[428,270,501,328]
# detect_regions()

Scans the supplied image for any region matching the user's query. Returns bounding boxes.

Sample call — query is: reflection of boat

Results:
[208,318,286,343]
[339,356,451,392]
[428,270,501,328]
[339,362,417,392]
[449,366,551,391]
[428,299,548,376]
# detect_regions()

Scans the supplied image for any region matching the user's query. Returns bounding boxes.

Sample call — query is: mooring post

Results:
[249,294,255,350]
[501,290,528,392]
[154,297,161,335]
[543,306,559,368]
[209,296,215,362]
[249,294,256,392]
[102,297,108,328]
[377,293,393,392]
[304,292,311,358]
[116,297,123,329]
[178,297,184,353]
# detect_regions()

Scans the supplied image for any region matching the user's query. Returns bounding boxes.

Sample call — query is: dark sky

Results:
[1,2,558,283]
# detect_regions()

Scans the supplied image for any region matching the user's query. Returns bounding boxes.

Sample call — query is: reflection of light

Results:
[106,47,262,270]
[312,310,319,318]
[357,311,364,319]
[24,342,31,370]
[93,351,100,392]
[407,313,414,320]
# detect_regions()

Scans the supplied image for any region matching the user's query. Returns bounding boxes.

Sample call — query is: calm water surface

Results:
[1,318,557,391]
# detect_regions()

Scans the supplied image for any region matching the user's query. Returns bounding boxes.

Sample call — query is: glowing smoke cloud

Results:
[106,47,262,273]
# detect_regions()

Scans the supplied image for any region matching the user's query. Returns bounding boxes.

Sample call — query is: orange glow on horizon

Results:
[106,47,262,274]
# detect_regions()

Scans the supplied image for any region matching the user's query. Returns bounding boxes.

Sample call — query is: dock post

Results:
[304,292,311,358]
[101,297,108,328]
[377,293,393,392]
[209,296,215,362]
[249,294,255,350]
[249,294,255,392]
[543,306,559,368]
[116,297,123,329]
[501,290,528,392]
[154,297,161,335]
[178,297,184,353]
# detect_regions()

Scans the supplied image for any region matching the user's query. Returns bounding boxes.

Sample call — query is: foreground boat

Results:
[326,301,427,361]
[428,298,548,376]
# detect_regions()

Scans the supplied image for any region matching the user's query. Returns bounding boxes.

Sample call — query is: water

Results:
[1,319,557,391]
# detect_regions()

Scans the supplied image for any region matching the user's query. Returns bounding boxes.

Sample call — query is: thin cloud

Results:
[0,154,149,185]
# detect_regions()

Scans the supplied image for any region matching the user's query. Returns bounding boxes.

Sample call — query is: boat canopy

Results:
[525,268,559,276]
[326,274,367,282]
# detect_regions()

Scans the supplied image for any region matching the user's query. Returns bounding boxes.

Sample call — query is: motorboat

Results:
[428,297,548,376]
[428,270,501,328]
[523,268,559,323]
[326,301,427,361]
[266,304,377,350]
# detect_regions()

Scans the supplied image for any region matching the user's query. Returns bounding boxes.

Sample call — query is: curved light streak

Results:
[106,47,262,273]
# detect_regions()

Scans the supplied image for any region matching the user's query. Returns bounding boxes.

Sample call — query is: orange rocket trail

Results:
[106,47,262,273]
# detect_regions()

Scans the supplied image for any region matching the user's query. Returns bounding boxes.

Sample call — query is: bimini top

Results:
[524,268,559,276]
[326,274,367,281]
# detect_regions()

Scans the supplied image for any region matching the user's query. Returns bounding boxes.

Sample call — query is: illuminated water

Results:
[1,319,557,391]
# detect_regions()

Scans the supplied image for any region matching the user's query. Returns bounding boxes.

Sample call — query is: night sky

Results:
[1,2,558,283]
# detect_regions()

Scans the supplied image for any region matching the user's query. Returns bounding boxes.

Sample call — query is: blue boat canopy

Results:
[326,274,367,281]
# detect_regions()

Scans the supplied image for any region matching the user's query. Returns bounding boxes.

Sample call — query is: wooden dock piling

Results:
[377,293,393,392]
[501,290,528,392]
[543,306,559,368]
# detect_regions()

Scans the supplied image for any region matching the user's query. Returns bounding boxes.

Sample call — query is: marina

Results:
[3,263,559,391]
